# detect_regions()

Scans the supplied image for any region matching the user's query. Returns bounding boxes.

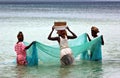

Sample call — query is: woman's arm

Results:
[47,26,58,41]
[66,27,77,39]
[86,33,91,41]
[101,35,104,45]
[25,41,35,50]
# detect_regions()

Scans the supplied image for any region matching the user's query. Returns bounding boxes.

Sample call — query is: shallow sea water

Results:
[0,2,120,78]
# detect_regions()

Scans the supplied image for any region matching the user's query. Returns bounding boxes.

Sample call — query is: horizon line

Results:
[0,1,120,3]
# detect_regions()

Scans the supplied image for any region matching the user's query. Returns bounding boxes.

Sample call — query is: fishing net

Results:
[25,33,102,66]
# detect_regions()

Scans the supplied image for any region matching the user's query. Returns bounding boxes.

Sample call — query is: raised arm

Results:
[66,26,77,39]
[47,26,58,41]
[86,33,91,41]
[101,35,104,45]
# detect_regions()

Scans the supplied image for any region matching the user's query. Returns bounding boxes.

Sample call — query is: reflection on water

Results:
[15,66,27,78]
[59,66,73,78]
[15,61,103,78]
[1,60,120,78]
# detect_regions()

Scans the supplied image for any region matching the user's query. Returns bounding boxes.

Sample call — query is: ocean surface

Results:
[0,1,120,78]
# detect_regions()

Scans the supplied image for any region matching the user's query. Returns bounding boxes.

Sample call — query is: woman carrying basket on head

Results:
[48,22,77,66]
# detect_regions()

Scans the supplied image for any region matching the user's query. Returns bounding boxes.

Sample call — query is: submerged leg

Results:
[60,54,74,66]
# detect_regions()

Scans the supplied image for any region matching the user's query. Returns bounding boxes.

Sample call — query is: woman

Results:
[14,31,35,65]
[48,26,77,66]
[87,26,104,60]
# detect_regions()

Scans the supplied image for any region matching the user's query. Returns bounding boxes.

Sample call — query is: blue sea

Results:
[0,1,120,78]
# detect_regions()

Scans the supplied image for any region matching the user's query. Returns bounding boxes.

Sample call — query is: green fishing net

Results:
[25,33,102,66]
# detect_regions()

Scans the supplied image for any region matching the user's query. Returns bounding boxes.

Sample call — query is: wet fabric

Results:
[25,33,102,66]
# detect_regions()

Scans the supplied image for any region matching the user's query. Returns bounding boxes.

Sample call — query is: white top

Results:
[59,36,69,49]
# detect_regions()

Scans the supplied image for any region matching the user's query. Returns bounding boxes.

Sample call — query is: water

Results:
[0,2,120,78]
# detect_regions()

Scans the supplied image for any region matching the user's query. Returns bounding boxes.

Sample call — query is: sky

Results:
[0,0,120,2]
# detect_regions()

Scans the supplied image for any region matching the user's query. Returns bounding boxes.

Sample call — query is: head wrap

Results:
[91,26,99,33]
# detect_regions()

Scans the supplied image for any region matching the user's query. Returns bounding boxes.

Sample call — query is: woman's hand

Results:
[66,26,70,31]
[52,26,54,31]
[32,41,36,44]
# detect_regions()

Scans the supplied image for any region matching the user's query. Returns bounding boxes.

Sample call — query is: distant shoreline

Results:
[0,1,120,4]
